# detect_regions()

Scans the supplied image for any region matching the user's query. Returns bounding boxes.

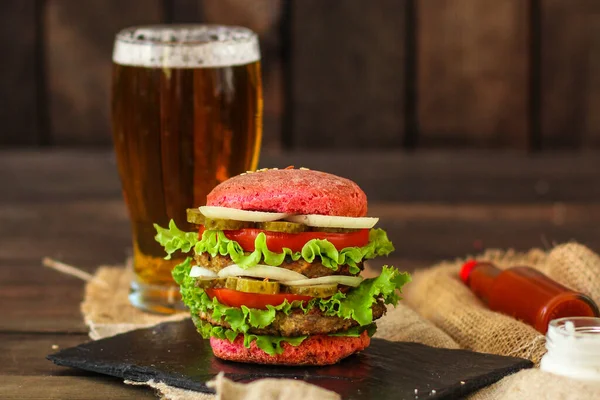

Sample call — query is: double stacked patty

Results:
[201,301,386,336]
[194,252,386,336]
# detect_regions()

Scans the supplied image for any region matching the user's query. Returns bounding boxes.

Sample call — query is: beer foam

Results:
[113,25,260,68]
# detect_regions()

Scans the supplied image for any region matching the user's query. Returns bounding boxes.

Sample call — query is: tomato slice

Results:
[221,228,370,253]
[205,288,312,309]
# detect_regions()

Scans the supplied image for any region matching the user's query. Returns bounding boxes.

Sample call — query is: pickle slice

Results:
[256,221,308,233]
[224,277,239,290]
[186,208,205,225]
[186,208,254,230]
[204,218,254,231]
[226,277,280,294]
[195,277,227,289]
[284,284,338,297]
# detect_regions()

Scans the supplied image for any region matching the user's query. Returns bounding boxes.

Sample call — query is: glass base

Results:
[129,280,187,314]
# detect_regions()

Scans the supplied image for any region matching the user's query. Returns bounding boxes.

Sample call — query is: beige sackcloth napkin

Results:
[79,243,600,399]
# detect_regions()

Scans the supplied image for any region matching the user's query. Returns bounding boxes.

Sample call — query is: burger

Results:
[155,167,410,365]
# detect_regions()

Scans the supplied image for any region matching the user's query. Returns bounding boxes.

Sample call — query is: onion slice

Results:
[189,265,218,278]
[218,264,307,281]
[199,206,289,222]
[282,275,364,287]
[285,214,379,229]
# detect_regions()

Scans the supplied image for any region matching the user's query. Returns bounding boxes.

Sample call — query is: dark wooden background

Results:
[1,2,600,396]
[1,0,599,150]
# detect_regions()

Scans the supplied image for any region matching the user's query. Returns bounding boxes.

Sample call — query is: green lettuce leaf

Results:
[193,315,306,355]
[335,266,412,326]
[173,259,411,331]
[155,221,394,273]
[154,220,199,259]
[174,258,282,333]
[192,225,395,273]
[195,230,298,267]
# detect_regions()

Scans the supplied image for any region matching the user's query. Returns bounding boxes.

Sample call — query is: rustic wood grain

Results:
[0,151,122,202]
[0,376,155,399]
[260,151,600,203]
[202,0,279,34]
[46,0,162,145]
[540,0,600,148]
[0,199,130,268]
[0,259,100,286]
[371,203,600,224]
[0,0,39,146]
[3,149,600,397]
[0,333,149,397]
[290,0,405,148]
[0,283,87,333]
[2,150,600,204]
[417,0,530,148]
[168,0,203,23]
[586,19,600,147]
[0,333,90,375]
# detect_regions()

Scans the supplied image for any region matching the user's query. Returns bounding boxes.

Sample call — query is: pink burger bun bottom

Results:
[210,331,371,366]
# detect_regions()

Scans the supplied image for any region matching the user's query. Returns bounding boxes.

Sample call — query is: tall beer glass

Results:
[111,25,262,313]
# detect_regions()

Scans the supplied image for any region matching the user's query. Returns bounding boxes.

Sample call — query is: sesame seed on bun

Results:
[206,168,367,217]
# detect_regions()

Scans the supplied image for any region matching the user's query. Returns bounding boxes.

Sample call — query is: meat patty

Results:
[195,253,232,272]
[200,300,386,337]
[194,253,362,278]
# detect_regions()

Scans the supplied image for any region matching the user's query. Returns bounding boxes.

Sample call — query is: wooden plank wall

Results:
[540,0,600,148]
[417,0,529,148]
[0,0,599,149]
[0,1,41,146]
[289,0,406,149]
[46,0,163,145]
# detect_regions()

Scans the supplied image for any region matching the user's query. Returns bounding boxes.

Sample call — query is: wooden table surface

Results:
[1,149,599,399]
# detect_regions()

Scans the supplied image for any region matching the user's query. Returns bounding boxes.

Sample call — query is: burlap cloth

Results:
[81,243,600,399]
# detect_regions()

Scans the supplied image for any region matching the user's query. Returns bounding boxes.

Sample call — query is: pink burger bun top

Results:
[206,168,367,217]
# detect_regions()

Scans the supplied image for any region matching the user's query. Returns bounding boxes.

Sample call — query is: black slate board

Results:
[48,320,532,399]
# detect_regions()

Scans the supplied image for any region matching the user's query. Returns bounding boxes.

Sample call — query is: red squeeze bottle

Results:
[460,260,600,334]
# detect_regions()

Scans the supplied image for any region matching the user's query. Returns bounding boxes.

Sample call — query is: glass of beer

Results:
[111,25,262,314]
